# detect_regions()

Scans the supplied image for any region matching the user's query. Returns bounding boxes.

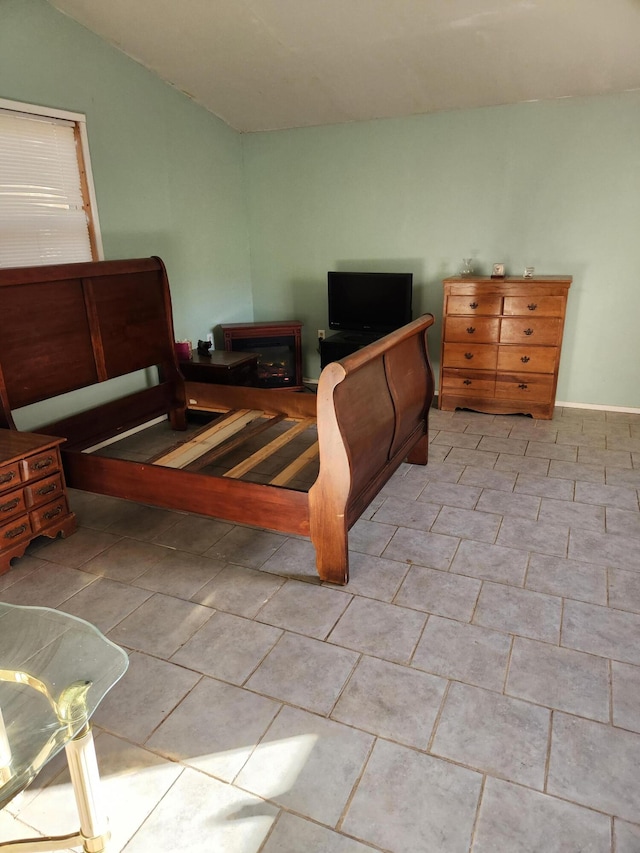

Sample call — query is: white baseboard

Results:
[556,401,640,415]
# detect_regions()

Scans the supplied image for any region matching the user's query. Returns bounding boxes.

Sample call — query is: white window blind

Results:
[0,105,101,268]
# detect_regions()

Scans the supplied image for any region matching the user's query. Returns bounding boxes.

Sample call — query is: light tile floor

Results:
[2,405,640,852]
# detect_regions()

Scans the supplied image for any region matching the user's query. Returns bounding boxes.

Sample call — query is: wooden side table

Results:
[178,350,258,386]
[0,430,77,575]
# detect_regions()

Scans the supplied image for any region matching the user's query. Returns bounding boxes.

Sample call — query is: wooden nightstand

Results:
[178,349,258,385]
[0,430,77,575]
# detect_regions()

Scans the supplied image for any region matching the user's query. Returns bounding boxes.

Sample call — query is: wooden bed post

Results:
[308,361,351,585]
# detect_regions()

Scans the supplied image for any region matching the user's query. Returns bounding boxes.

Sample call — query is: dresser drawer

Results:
[0,461,22,494]
[447,295,502,316]
[31,496,69,534]
[445,317,500,343]
[22,449,60,481]
[495,373,554,403]
[441,369,496,396]
[24,473,64,509]
[442,343,498,370]
[0,489,27,523]
[503,296,565,317]
[0,514,32,548]
[500,317,561,346]
[497,346,558,374]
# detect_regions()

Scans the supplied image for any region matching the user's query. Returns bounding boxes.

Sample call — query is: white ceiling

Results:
[49,0,640,133]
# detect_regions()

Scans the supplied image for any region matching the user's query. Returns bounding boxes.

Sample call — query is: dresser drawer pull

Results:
[463,379,472,386]
[464,352,474,360]
[469,302,479,309]
[0,497,20,514]
[33,456,55,471]
[518,383,528,390]
[43,506,63,521]
[0,471,16,485]
[523,328,534,336]
[5,523,27,540]
[36,483,58,497]
[466,327,476,334]
[521,356,530,363]
[528,303,538,311]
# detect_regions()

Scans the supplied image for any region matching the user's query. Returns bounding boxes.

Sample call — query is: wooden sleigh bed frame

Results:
[0,257,434,584]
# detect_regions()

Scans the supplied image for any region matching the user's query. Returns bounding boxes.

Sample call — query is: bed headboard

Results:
[0,257,186,437]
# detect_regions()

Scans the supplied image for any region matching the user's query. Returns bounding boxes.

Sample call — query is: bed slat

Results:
[270,441,319,487]
[184,413,286,472]
[155,410,263,468]
[224,418,315,479]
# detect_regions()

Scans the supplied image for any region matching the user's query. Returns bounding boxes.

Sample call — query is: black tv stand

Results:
[320,331,382,369]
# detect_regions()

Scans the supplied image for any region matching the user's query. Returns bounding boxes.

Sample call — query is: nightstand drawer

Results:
[447,296,503,316]
[503,296,565,317]
[0,461,21,494]
[24,473,64,509]
[442,343,498,370]
[1,514,32,548]
[445,318,500,343]
[497,346,558,374]
[31,497,69,533]
[22,449,60,481]
[500,317,561,346]
[495,373,554,403]
[0,490,27,522]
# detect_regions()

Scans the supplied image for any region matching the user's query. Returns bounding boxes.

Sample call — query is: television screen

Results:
[328,271,413,334]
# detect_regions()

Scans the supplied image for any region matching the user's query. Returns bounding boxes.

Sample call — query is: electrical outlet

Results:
[318,329,326,341]
[206,332,214,345]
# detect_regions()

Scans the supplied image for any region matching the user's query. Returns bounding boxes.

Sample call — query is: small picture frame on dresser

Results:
[491,263,505,278]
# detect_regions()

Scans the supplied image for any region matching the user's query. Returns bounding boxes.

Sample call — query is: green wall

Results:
[2,0,639,412]
[1,0,252,427]
[243,95,640,408]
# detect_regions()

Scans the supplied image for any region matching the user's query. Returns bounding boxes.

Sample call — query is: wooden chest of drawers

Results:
[439,276,572,419]
[0,430,77,575]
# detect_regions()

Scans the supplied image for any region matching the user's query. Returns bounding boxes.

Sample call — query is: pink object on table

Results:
[174,342,191,360]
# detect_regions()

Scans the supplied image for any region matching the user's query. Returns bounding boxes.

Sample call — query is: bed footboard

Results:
[309,314,435,584]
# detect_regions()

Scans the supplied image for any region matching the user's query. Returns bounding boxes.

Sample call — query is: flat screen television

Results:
[328,271,413,335]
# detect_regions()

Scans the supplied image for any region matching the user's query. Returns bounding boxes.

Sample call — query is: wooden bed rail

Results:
[309,314,435,584]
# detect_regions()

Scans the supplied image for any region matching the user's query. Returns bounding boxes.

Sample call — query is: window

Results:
[0,99,103,268]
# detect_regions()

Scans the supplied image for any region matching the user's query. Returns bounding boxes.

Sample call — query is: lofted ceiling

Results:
[48,0,640,133]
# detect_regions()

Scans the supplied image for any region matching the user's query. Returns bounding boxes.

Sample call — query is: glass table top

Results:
[0,602,129,810]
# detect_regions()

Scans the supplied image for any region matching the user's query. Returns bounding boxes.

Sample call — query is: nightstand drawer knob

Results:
[0,471,16,485]
[518,383,528,390]
[33,456,54,471]
[464,352,474,360]
[43,505,63,521]
[523,328,534,336]
[4,523,27,540]
[521,356,530,363]
[528,303,538,311]
[463,379,472,386]
[0,497,20,514]
[466,327,476,334]
[469,302,479,309]
[36,483,57,496]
